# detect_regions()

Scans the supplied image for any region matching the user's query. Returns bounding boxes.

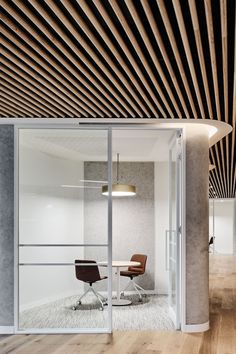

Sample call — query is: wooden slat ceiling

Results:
[0,0,235,198]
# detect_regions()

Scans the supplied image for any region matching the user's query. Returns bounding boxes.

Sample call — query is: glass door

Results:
[168,131,182,329]
[17,127,112,333]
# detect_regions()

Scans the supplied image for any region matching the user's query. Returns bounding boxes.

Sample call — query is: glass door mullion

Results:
[107,127,112,333]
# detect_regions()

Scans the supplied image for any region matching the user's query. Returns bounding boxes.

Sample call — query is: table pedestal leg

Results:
[112,267,132,306]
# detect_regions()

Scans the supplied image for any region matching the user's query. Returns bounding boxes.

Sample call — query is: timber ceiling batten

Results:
[0,0,235,198]
[204,0,227,197]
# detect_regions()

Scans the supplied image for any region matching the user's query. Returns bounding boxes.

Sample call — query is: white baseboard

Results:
[0,326,14,334]
[181,321,209,333]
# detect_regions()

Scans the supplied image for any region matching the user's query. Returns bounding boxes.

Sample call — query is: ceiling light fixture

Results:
[80,179,108,184]
[102,153,136,197]
[61,185,100,189]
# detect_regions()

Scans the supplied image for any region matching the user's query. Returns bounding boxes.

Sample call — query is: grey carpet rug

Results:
[19,294,174,331]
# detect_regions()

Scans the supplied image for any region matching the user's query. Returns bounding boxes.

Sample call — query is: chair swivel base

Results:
[121,279,147,302]
[72,285,107,311]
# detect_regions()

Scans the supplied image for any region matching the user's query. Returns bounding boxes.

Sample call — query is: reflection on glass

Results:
[19,129,108,245]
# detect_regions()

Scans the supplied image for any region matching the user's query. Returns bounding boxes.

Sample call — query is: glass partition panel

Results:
[19,129,108,245]
[168,132,182,330]
[19,246,108,264]
[19,263,109,330]
[110,128,178,331]
[18,128,111,332]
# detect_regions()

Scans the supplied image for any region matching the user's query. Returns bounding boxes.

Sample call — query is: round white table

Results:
[99,261,141,306]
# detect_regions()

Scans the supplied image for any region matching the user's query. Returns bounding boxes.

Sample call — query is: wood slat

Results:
[61,0,152,118]
[172,0,206,118]
[1,50,83,117]
[188,0,213,119]
[1,74,66,117]
[220,0,230,197]
[108,0,170,117]
[1,65,71,117]
[1,0,123,117]
[26,0,137,117]
[0,92,44,117]
[156,0,198,118]
[0,102,27,117]
[125,0,182,117]
[204,0,228,197]
[78,0,158,116]
[141,0,190,118]
[0,23,107,118]
[1,80,62,117]
[1,25,113,119]
[92,0,163,116]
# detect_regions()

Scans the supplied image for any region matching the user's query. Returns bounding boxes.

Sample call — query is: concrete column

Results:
[0,126,14,327]
[185,126,209,327]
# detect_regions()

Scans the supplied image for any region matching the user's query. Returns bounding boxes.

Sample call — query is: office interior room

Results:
[17,127,179,331]
[209,198,236,255]
[0,1,235,351]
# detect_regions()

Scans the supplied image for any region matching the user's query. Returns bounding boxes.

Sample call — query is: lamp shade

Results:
[102,153,136,197]
[102,184,136,196]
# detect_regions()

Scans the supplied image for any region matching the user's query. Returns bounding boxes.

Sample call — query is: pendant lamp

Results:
[102,153,136,196]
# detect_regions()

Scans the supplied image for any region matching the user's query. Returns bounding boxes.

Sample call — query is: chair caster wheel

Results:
[99,307,104,311]
[76,301,81,305]
[72,306,77,311]
[120,292,124,297]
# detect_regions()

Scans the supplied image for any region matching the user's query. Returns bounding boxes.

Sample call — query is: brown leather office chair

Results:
[72,260,107,311]
[120,254,147,301]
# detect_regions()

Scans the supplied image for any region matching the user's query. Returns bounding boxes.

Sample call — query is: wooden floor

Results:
[1,255,235,354]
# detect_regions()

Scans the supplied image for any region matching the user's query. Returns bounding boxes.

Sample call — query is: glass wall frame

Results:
[14,123,183,334]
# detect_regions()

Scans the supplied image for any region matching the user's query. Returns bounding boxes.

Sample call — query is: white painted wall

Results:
[209,199,236,255]
[155,162,169,294]
[19,146,84,309]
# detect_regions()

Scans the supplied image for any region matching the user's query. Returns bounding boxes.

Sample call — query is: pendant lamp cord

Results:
[116,153,119,184]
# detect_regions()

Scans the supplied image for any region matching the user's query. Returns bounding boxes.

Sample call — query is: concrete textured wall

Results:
[185,126,209,325]
[0,125,14,326]
[84,161,155,291]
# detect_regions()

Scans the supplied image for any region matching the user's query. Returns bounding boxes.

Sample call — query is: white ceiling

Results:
[19,128,176,162]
